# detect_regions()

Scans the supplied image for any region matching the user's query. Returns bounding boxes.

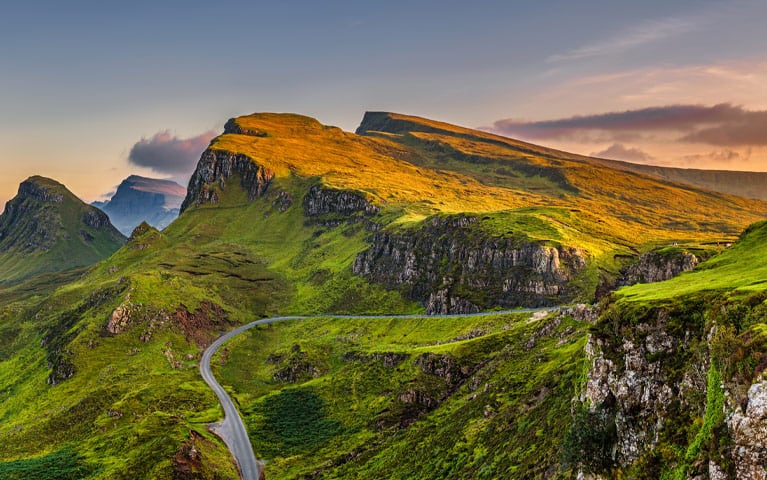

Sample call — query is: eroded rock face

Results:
[619,251,698,286]
[181,149,274,212]
[581,310,699,467]
[583,336,678,465]
[303,184,379,218]
[728,379,767,479]
[353,215,586,313]
[578,302,767,477]
[106,305,132,334]
[17,180,64,204]
[82,209,112,229]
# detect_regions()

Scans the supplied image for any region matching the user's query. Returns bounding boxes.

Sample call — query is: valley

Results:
[0,111,765,479]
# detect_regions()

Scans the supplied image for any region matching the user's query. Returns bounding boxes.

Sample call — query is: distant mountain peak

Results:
[96,175,186,236]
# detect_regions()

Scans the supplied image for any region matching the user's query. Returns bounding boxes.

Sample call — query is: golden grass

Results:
[215,113,767,250]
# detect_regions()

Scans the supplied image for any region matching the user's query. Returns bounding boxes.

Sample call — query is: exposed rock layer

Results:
[181,150,274,212]
[619,251,698,286]
[353,215,586,312]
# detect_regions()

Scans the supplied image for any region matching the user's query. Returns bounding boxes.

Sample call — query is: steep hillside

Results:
[96,175,186,235]
[215,309,589,479]
[0,112,766,479]
[589,159,767,201]
[0,176,126,284]
[573,220,767,479]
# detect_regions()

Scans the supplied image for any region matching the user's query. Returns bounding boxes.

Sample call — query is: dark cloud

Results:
[491,104,767,146]
[680,111,767,146]
[591,143,655,163]
[128,130,216,176]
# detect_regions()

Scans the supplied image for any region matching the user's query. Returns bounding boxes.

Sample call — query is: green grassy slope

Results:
[0,176,418,478]
[215,310,588,479]
[0,176,125,284]
[589,158,767,201]
[618,220,767,302]
[220,112,765,253]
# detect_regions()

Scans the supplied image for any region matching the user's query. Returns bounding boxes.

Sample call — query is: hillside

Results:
[0,176,126,284]
[212,226,767,479]
[0,112,765,479]
[589,159,767,201]
[95,175,186,235]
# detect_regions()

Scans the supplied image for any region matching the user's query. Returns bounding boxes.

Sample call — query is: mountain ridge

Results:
[360,111,767,200]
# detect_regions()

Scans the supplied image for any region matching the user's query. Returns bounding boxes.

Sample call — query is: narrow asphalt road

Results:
[199,308,552,480]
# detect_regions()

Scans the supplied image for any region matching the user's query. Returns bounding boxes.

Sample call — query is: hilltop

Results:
[0,176,125,284]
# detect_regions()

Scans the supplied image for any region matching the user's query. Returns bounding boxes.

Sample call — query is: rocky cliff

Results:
[572,294,767,479]
[619,250,699,286]
[353,215,587,312]
[728,379,767,479]
[181,150,274,212]
[302,184,379,227]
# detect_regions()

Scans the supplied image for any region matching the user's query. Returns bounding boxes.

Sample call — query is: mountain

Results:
[0,112,766,479]
[0,176,126,284]
[96,175,186,235]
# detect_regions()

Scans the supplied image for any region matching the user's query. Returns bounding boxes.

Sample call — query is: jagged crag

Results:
[1,112,767,479]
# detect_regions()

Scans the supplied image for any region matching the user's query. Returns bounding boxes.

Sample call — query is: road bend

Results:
[200,308,551,480]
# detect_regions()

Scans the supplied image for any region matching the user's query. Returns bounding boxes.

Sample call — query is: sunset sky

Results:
[1,0,766,208]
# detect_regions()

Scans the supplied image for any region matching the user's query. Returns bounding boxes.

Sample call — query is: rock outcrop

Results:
[224,117,269,137]
[82,209,112,229]
[303,184,379,218]
[352,215,586,312]
[581,317,687,467]
[619,250,698,286]
[15,178,65,204]
[181,150,274,212]
[577,297,767,478]
[728,379,767,480]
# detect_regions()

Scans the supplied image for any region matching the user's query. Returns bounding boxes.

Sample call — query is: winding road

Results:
[200,308,551,480]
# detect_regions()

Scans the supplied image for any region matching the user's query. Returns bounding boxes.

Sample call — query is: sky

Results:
[1,0,766,208]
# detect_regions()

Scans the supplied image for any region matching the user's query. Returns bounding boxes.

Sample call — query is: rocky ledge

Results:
[619,250,698,286]
[352,215,586,313]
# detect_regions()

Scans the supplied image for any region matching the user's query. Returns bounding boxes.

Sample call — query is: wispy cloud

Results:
[591,143,655,163]
[679,148,751,166]
[547,16,698,63]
